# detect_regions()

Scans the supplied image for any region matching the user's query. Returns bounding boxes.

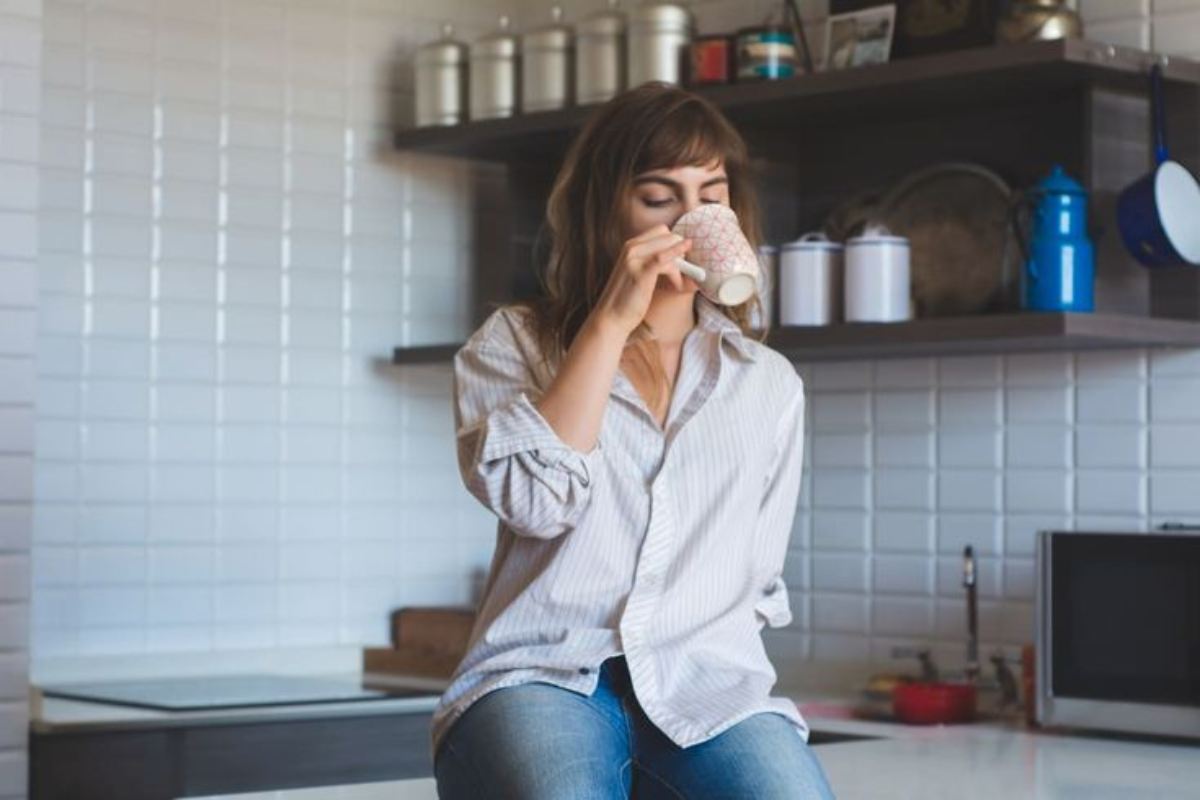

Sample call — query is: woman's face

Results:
[623,160,730,294]
[624,160,730,237]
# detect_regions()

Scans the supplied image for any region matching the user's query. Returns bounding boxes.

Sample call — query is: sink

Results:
[808,729,882,745]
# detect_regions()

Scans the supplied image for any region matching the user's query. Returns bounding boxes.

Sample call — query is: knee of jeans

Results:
[434,740,480,800]
[794,742,837,799]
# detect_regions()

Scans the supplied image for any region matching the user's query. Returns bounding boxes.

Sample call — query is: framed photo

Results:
[824,4,897,70]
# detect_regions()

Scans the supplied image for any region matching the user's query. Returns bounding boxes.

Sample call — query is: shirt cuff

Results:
[755,575,792,628]
[478,391,603,484]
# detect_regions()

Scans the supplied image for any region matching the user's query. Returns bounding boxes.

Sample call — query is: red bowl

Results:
[892,681,977,725]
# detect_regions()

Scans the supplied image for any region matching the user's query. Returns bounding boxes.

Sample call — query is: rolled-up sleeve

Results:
[453,324,602,540]
[753,376,805,628]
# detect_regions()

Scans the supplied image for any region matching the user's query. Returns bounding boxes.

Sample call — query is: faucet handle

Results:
[891,645,939,682]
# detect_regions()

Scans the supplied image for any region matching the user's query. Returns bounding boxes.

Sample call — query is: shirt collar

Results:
[695,295,759,363]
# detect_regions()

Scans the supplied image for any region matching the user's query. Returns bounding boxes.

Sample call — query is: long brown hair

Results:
[514,82,766,410]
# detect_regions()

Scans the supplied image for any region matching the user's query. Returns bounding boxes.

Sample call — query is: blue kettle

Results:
[1016,166,1095,313]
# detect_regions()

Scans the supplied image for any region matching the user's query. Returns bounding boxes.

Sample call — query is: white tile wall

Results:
[1,0,39,793]
[782,335,1200,672]
[11,0,1200,755]
[30,0,509,667]
[771,0,1200,673]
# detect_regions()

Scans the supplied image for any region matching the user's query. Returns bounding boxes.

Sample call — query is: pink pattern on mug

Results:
[671,204,760,304]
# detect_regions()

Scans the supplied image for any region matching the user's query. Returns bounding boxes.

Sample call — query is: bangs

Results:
[633,98,743,175]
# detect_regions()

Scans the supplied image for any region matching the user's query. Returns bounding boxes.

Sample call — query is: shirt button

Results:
[579,667,591,675]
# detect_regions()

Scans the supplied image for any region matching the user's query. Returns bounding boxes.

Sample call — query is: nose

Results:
[676,192,703,222]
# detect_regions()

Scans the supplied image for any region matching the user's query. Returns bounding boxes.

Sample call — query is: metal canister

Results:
[736,25,798,81]
[521,6,574,113]
[471,16,519,120]
[576,0,626,105]
[628,2,693,87]
[415,24,468,127]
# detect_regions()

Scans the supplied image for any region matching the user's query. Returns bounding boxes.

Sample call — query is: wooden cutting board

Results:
[363,645,464,681]
[390,606,476,653]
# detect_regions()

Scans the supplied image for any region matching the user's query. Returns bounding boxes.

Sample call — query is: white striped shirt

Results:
[430,294,808,758]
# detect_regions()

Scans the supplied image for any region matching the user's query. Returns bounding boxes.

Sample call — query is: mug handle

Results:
[677,259,708,284]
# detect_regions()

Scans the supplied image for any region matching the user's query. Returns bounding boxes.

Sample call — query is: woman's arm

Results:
[454,227,693,539]
[532,314,627,453]
[753,375,807,628]
[536,224,692,450]
[453,314,611,541]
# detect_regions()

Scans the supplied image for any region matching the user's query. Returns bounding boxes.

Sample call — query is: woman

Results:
[431,83,834,799]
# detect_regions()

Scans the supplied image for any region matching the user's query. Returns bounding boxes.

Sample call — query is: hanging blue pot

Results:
[1116,63,1200,268]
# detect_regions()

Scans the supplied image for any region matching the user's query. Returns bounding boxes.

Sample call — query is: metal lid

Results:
[629,2,693,32]
[579,0,626,37]
[847,234,909,246]
[417,23,467,65]
[783,232,843,251]
[1035,164,1086,195]
[847,222,908,246]
[522,6,573,51]
[473,15,518,59]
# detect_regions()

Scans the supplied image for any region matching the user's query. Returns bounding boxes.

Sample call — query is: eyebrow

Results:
[633,175,729,190]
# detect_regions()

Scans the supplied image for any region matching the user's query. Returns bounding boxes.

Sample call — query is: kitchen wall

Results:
[509,0,1200,676]
[19,0,1200,709]
[693,0,1200,672]
[0,0,40,796]
[30,0,513,668]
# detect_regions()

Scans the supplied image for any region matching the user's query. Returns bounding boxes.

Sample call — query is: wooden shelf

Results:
[392,313,1200,365]
[390,38,1200,364]
[392,344,461,364]
[394,38,1200,162]
[761,312,1200,361]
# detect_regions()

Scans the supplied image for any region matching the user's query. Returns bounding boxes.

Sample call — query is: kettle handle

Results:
[1009,192,1037,280]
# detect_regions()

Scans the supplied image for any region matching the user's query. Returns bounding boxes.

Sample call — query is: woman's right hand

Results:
[589,225,693,338]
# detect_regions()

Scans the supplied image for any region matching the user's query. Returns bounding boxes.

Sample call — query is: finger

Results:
[628,232,685,265]
[645,238,691,270]
[643,239,692,287]
[627,224,672,246]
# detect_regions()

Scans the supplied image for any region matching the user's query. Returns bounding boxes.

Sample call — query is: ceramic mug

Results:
[671,204,760,306]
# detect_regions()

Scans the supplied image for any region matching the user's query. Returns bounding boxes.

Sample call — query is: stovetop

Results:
[40,673,439,712]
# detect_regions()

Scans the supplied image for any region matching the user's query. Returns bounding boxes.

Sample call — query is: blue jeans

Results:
[434,655,836,799]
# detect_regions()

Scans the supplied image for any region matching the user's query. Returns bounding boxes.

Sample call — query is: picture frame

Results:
[823,4,897,71]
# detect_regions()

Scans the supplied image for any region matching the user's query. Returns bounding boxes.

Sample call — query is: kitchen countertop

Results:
[186,712,1200,799]
[29,655,1199,799]
[30,672,446,734]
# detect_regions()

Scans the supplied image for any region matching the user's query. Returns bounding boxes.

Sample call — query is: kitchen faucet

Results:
[963,545,980,684]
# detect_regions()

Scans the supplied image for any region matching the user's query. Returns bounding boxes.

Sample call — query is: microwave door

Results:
[1037,530,1200,739]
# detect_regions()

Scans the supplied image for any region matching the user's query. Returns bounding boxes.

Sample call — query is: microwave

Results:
[1036,529,1200,739]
